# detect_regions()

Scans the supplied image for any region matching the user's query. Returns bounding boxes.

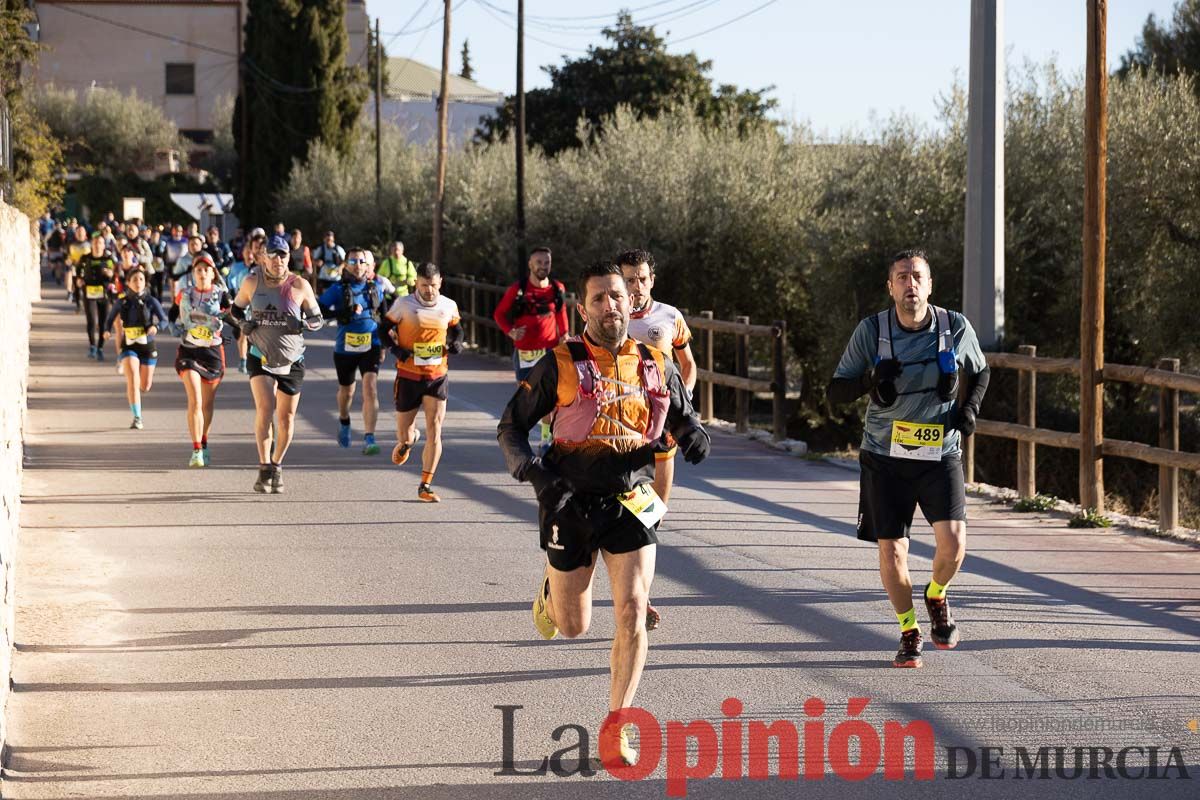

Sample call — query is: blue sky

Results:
[373,1,1179,134]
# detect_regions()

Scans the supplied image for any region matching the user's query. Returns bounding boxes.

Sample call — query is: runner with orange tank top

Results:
[382,262,464,502]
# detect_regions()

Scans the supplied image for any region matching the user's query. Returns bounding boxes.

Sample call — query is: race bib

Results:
[123,326,148,344]
[413,340,444,366]
[617,484,668,528]
[85,285,105,299]
[186,325,214,346]
[889,421,944,461]
[518,348,547,369]
[344,331,373,353]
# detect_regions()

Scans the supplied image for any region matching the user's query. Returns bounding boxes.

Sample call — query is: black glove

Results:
[446,339,464,355]
[675,425,710,465]
[868,358,903,406]
[526,461,573,515]
[446,324,464,355]
[952,405,977,437]
[390,344,412,362]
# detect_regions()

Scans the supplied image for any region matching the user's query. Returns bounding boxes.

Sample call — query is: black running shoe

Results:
[269,464,284,494]
[253,465,271,494]
[923,584,960,650]
[893,628,923,668]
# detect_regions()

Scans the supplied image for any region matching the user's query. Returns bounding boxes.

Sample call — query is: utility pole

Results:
[963,0,1004,349]
[236,1,246,211]
[374,17,382,210]
[1080,0,1107,511]
[515,0,527,276]
[431,0,451,267]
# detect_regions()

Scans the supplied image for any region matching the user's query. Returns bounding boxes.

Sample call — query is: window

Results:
[180,129,213,145]
[165,63,195,95]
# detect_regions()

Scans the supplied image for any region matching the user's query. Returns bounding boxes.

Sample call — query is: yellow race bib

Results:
[344,331,373,352]
[518,348,547,369]
[123,326,146,341]
[617,484,668,528]
[889,421,944,461]
[85,285,106,299]
[413,340,444,365]
[187,325,214,345]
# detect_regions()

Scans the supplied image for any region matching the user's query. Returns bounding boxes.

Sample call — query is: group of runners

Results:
[53,215,989,765]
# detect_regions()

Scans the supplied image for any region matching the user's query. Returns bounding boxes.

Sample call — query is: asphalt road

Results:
[5,291,1199,799]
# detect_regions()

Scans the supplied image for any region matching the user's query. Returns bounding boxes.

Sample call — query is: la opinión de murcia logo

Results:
[495,699,1191,796]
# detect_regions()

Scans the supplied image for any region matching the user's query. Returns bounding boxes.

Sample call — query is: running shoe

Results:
[130,417,143,430]
[337,421,351,448]
[417,483,440,503]
[362,433,379,455]
[96,348,105,362]
[532,571,559,640]
[201,447,211,466]
[269,465,284,494]
[646,603,661,632]
[924,584,960,649]
[253,465,271,494]
[188,449,204,468]
[391,441,412,466]
[237,358,248,374]
[87,345,96,359]
[600,724,638,768]
[893,628,923,668]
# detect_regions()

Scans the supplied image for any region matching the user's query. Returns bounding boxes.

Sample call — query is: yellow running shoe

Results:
[532,572,558,640]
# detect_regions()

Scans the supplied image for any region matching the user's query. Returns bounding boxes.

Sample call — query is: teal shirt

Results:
[833,306,987,457]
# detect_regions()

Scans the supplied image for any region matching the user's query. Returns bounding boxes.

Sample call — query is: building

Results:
[379,56,504,146]
[27,0,370,148]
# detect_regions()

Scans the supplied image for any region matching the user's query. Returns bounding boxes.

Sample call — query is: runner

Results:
[383,262,464,502]
[226,230,264,374]
[312,230,346,294]
[318,247,388,455]
[497,260,709,766]
[287,229,314,287]
[827,249,990,668]
[618,249,698,504]
[172,234,206,296]
[65,224,90,311]
[230,234,324,493]
[377,241,416,298]
[102,268,168,429]
[204,225,235,279]
[493,246,569,450]
[161,224,188,296]
[172,253,231,467]
[77,232,116,360]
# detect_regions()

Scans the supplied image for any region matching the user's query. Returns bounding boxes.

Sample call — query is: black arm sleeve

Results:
[663,357,704,440]
[497,355,561,481]
[446,322,465,348]
[963,365,991,415]
[168,303,180,324]
[827,373,872,406]
[229,302,247,320]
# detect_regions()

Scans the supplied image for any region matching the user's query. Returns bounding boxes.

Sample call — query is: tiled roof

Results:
[384,57,503,103]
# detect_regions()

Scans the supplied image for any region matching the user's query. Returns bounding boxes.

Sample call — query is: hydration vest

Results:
[552,337,671,445]
[508,278,565,323]
[337,278,380,325]
[875,305,959,402]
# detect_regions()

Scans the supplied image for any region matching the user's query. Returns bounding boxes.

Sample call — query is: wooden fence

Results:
[441,275,790,440]
[967,345,1200,532]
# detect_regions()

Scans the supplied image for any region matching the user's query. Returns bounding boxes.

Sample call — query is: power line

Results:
[523,0,689,22]
[50,3,237,57]
[472,0,591,54]
[382,0,433,47]
[475,0,722,35]
[666,0,780,44]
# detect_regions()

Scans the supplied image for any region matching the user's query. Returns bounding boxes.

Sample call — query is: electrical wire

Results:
[666,0,779,44]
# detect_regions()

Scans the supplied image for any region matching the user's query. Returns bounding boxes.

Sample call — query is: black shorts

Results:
[393,374,448,413]
[118,342,158,365]
[334,347,381,386]
[247,354,305,396]
[539,491,659,572]
[175,343,226,383]
[856,450,967,542]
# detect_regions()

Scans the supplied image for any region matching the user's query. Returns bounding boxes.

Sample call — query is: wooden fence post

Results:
[566,292,577,337]
[771,320,787,442]
[735,315,750,433]
[1017,344,1037,498]
[1158,357,1180,532]
[700,310,714,422]
[964,433,975,484]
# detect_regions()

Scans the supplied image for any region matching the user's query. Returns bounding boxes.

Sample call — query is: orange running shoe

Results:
[417,483,440,503]
[391,441,411,466]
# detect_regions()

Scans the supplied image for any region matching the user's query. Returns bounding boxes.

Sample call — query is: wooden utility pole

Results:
[515,0,527,275]
[1080,0,1107,511]
[431,0,452,267]
[374,17,382,210]
[236,1,246,210]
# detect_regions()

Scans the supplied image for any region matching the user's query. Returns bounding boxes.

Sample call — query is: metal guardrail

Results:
[441,274,791,441]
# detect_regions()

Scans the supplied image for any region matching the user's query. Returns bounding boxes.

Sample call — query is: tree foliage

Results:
[235,0,368,224]
[476,12,776,155]
[1117,0,1200,87]
[460,39,474,80]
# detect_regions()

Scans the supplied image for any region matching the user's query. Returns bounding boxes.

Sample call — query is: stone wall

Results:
[0,200,40,751]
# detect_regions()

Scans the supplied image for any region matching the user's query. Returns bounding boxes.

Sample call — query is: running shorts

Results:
[393,374,448,413]
[334,347,381,386]
[175,343,225,383]
[119,342,158,366]
[539,490,659,572]
[247,353,305,396]
[856,450,967,542]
